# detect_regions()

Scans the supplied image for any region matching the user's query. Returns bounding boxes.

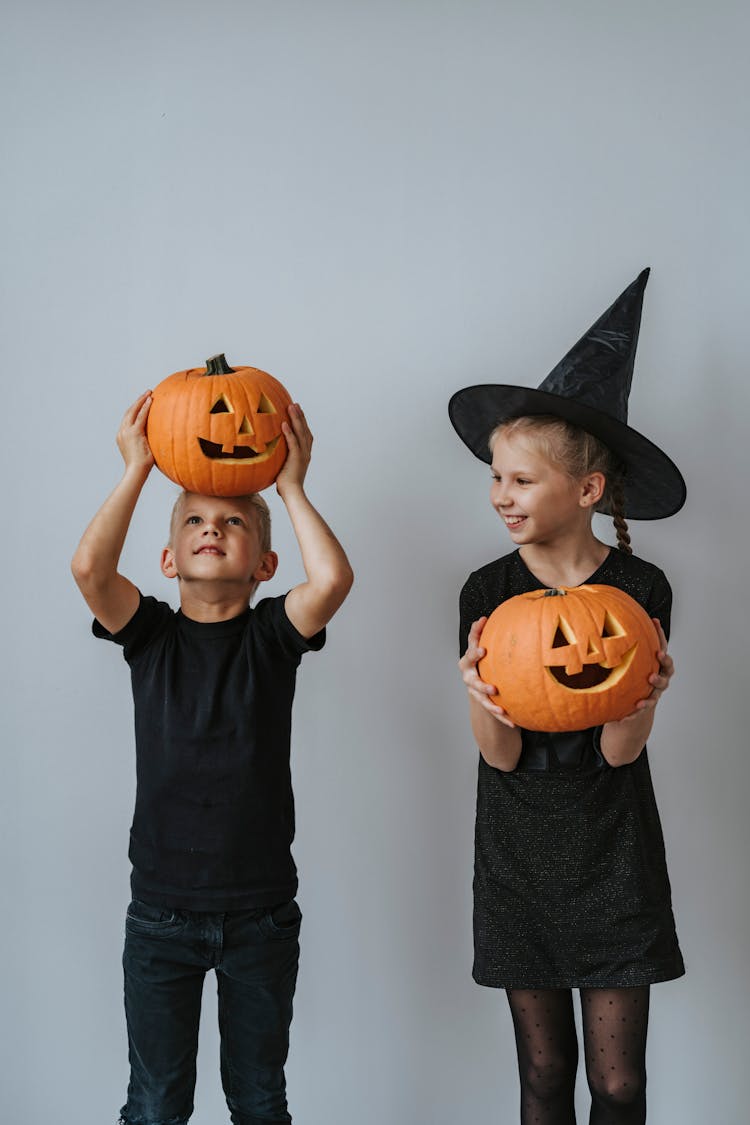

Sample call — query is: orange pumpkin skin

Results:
[477,584,660,732]
[147,355,293,496]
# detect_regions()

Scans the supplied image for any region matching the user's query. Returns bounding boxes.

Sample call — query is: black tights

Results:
[506,986,650,1124]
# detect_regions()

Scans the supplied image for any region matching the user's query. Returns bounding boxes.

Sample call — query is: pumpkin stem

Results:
[544,588,566,597]
[204,354,235,375]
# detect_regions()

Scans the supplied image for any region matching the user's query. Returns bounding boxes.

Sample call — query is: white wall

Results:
[3,2,748,1121]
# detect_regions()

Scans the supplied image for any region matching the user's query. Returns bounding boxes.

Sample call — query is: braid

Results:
[610,477,632,554]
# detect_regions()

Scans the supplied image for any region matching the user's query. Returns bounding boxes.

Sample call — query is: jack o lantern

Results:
[477,584,660,732]
[147,354,293,496]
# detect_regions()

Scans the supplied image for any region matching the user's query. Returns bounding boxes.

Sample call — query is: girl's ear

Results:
[580,471,606,507]
[161,546,178,579]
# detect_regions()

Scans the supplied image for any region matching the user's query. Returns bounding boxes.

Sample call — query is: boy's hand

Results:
[459,617,516,728]
[277,402,353,638]
[117,392,154,475]
[71,392,156,635]
[276,403,312,496]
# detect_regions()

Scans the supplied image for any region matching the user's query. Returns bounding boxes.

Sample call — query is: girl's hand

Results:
[614,619,674,722]
[459,617,516,728]
[117,392,154,474]
[276,403,312,497]
[637,618,674,710]
[599,620,672,765]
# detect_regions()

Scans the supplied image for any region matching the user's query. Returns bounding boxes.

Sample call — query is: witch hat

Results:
[448,268,686,519]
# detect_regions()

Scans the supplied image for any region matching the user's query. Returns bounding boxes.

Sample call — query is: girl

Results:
[449,270,685,1124]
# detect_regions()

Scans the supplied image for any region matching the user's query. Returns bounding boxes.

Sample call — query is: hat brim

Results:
[448,385,686,521]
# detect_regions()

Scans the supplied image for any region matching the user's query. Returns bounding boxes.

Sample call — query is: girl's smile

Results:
[490,432,602,548]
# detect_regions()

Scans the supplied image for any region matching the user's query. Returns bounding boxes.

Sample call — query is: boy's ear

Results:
[253,550,279,584]
[580,471,606,507]
[161,546,178,579]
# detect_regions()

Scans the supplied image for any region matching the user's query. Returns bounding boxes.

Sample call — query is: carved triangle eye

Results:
[551,626,570,648]
[551,618,577,648]
[257,393,277,414]
[210,394,233,414]
[602,611,624,638]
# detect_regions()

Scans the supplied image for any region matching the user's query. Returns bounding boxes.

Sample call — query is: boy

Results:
[71,390,353,1125]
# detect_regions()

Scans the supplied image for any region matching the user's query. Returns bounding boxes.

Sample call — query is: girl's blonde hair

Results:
[489,415,632,554]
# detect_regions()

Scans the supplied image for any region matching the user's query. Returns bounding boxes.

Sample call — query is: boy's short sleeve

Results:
[250,595,326,663]
[92,594,174,663]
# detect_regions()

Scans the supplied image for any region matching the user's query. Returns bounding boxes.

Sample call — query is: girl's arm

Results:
[599,619,674,767]
[71,392,154,634]
[459,617,523,771]
[279,404,354,639]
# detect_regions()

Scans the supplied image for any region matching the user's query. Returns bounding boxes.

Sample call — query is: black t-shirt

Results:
[94,593,325,910]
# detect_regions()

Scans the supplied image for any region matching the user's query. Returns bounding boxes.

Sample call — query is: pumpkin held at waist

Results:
[477,584,660,732]
[147,354,292,496]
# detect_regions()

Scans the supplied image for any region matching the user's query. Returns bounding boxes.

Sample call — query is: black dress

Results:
[459,549,685,989]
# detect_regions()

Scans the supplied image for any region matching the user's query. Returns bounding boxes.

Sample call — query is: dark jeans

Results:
[118,898,301,1125]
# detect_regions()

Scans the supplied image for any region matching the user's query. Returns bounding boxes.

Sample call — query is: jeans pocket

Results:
[258,899,302,939]
[125,898,184,936]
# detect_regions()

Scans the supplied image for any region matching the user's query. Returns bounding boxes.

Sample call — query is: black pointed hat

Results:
[448,268,686,520]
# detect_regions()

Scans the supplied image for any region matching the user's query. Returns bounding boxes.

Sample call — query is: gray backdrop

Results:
[3,1,748,1121]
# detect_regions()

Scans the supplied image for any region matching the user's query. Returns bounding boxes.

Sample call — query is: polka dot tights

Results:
[506,986,649,1124]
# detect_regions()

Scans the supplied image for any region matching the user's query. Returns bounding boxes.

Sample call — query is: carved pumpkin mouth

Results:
[546,644,637,693]
[197,435,281,464]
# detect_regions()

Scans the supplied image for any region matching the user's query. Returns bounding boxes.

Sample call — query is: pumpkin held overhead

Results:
[478,585,660,732]
[147,354,293,496]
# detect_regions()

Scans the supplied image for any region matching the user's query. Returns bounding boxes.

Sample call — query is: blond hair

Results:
[168,491,272,550]
[490,415,632,554]
[167,491,273,599]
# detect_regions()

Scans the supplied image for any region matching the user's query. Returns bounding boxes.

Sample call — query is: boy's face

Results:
[161,494,276,592]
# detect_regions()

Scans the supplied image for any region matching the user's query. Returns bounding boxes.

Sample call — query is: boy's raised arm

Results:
[278,404,354,639]
[71,392,154,634]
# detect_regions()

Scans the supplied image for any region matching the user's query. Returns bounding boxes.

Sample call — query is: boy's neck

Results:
[178,582,253,623]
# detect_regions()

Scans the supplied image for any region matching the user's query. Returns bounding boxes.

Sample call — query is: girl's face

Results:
[489,431,602,547]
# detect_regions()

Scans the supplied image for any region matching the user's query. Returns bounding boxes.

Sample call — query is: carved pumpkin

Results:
[477,584,660,732]
[147,354,293,496]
